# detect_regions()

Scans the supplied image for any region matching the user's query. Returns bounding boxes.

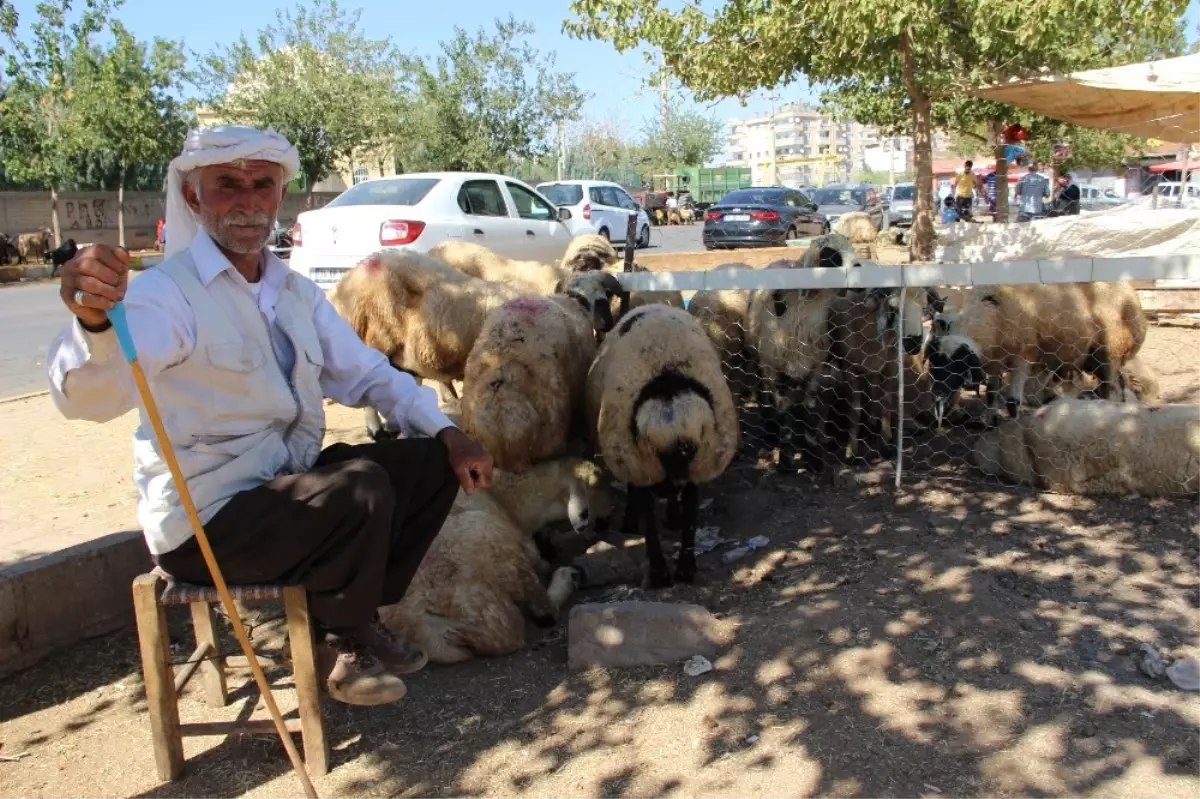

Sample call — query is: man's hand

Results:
[60,244,130,330]
[437,427,494,495]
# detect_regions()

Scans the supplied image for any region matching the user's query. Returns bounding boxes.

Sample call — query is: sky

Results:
[7,0,1199,156]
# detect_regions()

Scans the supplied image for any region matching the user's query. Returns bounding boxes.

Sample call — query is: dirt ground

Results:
[1,323,1197,797]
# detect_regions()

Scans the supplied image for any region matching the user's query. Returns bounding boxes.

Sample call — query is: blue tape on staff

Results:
[106,302,139,364]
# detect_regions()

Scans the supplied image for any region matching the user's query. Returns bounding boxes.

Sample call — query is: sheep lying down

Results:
[378,457,608,664]
[972,398,1199,497]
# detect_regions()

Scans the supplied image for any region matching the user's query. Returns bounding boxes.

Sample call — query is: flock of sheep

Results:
[327,215,1199,664]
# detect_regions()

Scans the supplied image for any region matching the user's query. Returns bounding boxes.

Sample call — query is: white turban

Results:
[163,124,301,259]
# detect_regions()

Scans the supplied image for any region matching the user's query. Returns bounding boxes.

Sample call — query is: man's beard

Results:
[199,208,274,255]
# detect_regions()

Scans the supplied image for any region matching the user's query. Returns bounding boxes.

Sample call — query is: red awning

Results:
[1148,158,1200,173]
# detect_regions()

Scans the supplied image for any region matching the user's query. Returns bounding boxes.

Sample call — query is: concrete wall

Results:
[0,190,341,249]
[0,531,151,680]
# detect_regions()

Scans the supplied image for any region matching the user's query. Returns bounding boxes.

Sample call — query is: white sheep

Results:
[972,398,1199,497]
[460,272,622,472]
[687,287,754,401]
[832,212,879,260]
[585,304,740,587]
[927,282,1147,428]
[378,456,609,664]
[744,271,840,472]
[428,234,618,298]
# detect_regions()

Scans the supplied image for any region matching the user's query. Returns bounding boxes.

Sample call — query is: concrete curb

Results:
[0,530,151,680]
[0,390,49,405]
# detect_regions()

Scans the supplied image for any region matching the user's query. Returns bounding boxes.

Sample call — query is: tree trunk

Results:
[990,120,1009,223]
[50,187,62,249]
[117,163,127,249]
[900,31,934,262]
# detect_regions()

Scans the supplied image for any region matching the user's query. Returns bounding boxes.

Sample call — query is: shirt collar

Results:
[188,228,288,290]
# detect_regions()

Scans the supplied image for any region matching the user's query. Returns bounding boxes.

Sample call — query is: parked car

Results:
[290,172,577,288]
[536,179,652,247]
[1149,181,1200,210]
[888,182,915,228]
[1078,184,1129,212]
[267,220,293,258]
[701,186,827,250]
[809,184,887,231]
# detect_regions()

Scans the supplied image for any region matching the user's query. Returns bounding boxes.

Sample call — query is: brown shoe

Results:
[321,636,408,706]
[360,620,429,675]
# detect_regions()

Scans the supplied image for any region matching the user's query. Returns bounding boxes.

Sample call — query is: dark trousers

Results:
[156,438,460,634]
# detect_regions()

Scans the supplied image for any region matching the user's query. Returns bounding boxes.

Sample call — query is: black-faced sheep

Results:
[460,272,623,472]
[687,287,755,401]
[745,279,840,472]
[927,282,1147,428]
[585,304,740,587]
[378,456,608,664]
[972,398,1199,497]
[49,238,78,277]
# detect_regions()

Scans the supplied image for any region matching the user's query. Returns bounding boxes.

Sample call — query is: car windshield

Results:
[812,188,866,206]
[720,189,785,205]
[537,183,584,206]
[325,177,440,208]
[891,185,914,201]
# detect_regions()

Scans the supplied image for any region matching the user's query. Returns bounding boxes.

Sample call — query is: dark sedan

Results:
[809,185,887,231]
[702,187,828,250]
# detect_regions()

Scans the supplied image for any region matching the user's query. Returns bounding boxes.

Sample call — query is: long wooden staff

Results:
[107,303,319,799]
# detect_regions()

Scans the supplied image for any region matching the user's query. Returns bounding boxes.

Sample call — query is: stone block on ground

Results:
[21,265,51,279]
[0,265,23,283]
[568,601,737,669]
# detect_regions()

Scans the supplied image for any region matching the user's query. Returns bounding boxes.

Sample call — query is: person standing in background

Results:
[954,161,976,220]
[1015,162,1051,222]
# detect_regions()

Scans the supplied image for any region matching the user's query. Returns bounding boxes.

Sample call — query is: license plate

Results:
[311,268,349,285]
[724,214,750,222]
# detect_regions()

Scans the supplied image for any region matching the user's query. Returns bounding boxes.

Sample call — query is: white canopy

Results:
[962,54,1200,144]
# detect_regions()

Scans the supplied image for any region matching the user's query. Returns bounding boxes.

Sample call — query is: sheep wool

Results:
[428,240,566,297]
[330,249,517,387]
[586,304,739,488]
[972,398,1200,497]
[461,294,598,472]
[687,287,754,398]
[832,211,879,245]
[378,457,607,664]
[561,233,619,273]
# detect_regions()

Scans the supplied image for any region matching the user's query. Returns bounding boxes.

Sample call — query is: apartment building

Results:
[722,102,947,187]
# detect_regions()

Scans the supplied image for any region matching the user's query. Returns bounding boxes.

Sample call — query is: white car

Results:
[290,172,578,288]
[536,179,652,249]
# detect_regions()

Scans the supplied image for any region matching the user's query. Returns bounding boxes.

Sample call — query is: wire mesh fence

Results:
[646,255,1200,497]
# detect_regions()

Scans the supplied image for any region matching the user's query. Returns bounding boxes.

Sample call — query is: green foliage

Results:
[632,99,723,174]
[198,0,405,190]
[71,22,191,187]
[0,0,116,196]
[398,16,587,173]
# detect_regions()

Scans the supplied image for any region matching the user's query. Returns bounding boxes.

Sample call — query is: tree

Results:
[198,0,405,196]
[0,0,116,245]
[72,22,191,246]
[399,16,587,173]
[565,0,1188,260]
[632,99,723,175]
[567,117,630,179]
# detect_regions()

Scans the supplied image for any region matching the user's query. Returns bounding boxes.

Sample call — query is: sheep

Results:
[460,272,623,472]
[602,261,686,321]
[428,234,618,298]
[16,229,50,264]
[832,212,879,260]
[330,249,518,429]
[972,398,1199,497]
[680,206,697,225]
[1023,353,1161,406]
[827,287,928,461]
[0,233,16,265]
[49,238,77,277]
[744,270,840,472]
[585,303,740,587]
[378,456,609,664]
[927,282,1147,429]
[687,287,755,401]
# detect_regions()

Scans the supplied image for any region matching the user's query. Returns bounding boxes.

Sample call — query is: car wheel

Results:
[636,225,650,249]
[598,227,610,242]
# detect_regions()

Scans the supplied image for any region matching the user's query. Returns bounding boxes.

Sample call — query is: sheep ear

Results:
[598,272,623,297]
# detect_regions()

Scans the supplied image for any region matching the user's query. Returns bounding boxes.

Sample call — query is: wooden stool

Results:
[131,570,329,781]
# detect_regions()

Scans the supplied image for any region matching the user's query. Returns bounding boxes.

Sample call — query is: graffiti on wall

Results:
[63,198,163,231]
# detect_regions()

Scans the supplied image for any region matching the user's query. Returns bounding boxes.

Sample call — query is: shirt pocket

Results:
[206,343,267,373]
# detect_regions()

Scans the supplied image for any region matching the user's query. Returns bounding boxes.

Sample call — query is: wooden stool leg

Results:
[189,601,228,707]
[284,586,329,777]
[133,574,185,781]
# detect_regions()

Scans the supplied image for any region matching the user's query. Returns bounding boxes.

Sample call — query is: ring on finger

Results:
[73,289,86,306]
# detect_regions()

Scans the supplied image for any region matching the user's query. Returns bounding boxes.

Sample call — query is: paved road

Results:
[0,282,70,399]
[0,227,709,400]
